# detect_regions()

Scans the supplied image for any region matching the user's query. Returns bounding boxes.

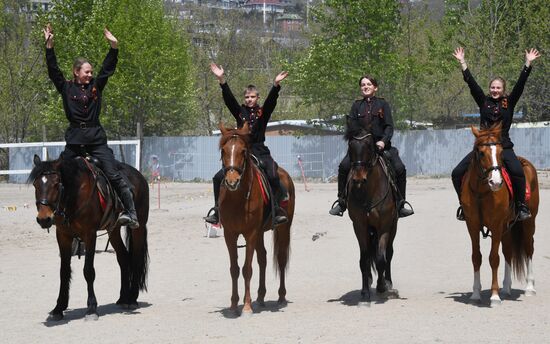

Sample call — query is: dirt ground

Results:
[1,175,550,343]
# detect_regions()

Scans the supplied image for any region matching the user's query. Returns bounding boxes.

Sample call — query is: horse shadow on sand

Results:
[213,300,292,319]
[42,302,152,326]
[446,288,523,308]
[327,289,405,307]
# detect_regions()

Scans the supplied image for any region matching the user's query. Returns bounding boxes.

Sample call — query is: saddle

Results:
[251,154,288,230]
[80,156,122,231]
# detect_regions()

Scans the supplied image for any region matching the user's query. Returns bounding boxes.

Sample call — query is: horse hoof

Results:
[525,289,536,297]
[358,301,371,308]
[241,309,253,317]
[47,312,64,322]
[256,300,266,307]
[490,296,502,307]
[277,297,287,306]
[85,313,99,321]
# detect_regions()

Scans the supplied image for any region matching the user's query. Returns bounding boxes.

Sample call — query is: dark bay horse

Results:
[462,124,538,306]
[29,154,149,321]
[218,122,295,315]
[346,125,398,302]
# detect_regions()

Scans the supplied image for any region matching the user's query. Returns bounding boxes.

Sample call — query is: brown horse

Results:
[346,124,398,302]
[29,154,149,321]
[218,122,295,315]
[462,124,538,306]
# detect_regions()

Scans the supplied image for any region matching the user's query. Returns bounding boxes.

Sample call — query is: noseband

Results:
[351,133,377,169]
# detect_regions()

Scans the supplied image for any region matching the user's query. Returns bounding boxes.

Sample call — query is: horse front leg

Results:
[48,231,73,321]
[255,233,267,307]
[375,232,389,294]
[466,220,482,303]
[242,231,257,315]
[353,223,370,302]
[83,234,99,320]
[489,231,502,306]
[224,232,240,313]
[525,259,536,296]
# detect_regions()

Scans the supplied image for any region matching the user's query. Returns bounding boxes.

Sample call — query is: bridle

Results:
[34,170,65,217]
[350,133,377,169]
[222,134,248,176]
[475,141,502,178]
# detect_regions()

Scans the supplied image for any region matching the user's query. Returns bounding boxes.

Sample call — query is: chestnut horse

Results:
[29,155,149,321]
[346,125,398,302]
[462,124,538,306]
[218,122,295,315]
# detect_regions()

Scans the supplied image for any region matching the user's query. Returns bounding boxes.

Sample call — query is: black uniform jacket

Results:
[220,82,280,151]
[463,65,531,149]
[46,48,118,145]
[347,96,394,148]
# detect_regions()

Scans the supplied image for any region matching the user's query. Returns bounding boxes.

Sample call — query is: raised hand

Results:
[210,63,225,83]
[525,48,541,67]
[274,71,288,86]
[43,23,54,48]
[103,27,118,48]
[453,47,465,62]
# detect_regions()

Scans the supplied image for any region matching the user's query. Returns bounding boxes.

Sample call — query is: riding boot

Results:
[118,187,139,229]
[511,175,531,221]
[452,176,465,221]
[204,174,221,224]
[329,169,348,216]
[273,185,288,226]
[204,205,219,224]
[396,174,414,218]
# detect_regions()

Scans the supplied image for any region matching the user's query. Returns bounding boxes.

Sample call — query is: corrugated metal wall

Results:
[8,127,550,183]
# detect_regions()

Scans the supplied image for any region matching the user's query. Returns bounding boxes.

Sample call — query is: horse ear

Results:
[219,121,227,135]
[471,125,480,137]
[242,121,250,133]
[33,154,41,166]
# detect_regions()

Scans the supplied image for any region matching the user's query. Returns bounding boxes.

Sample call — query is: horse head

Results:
[472,123,504,191]
[346,123,377,190]
[29,154,63,229]
[219,121,251,192]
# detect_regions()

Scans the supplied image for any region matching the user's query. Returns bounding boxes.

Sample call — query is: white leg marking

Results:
[525,259,536,296]
[502,262,512,296]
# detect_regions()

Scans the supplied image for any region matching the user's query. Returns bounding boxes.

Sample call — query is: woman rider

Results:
[451,47,541,221]
[44,24,139,229]
[329,75,414,218]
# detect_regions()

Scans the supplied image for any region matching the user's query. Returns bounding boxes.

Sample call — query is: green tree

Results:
[38,0,198,139]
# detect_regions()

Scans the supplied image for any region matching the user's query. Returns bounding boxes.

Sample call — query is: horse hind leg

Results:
[274,222,291,305]
[525,259,536,296]
[48,233,73,321]
[83,235,99,321]
[255,233,267,307]
[108,228,131,307]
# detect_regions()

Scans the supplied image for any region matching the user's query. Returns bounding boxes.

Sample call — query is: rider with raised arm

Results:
[204,63,289,226]
[451,47,541,221]
[44,24,139,229]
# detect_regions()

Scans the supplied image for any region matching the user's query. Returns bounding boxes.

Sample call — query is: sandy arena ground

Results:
[1,175,550,343]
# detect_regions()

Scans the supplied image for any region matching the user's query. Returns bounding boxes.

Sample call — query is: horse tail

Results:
[510,221,526,281]
[127,223,149,292]
[273,171,294,277]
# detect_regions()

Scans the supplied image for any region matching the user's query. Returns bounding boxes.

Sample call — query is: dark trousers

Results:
[451,148,526,203]
[61,144,129,194]
[337,147,407,200]
[211,143,282,205]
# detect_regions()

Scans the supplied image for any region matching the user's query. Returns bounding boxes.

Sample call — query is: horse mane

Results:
[474,124,502,146]
[219,125,251,148]
[344,118,371,141]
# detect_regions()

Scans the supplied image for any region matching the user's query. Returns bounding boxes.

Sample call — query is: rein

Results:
[475,141,503,178]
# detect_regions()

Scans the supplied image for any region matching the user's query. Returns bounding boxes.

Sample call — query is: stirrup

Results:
[329,200,345,217]
[273,207,288,226]
[204,207,219,224]
[456,206,465,221]
[118,212,139,229]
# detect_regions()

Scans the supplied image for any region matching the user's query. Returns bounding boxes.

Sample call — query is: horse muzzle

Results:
[36,215,54,229]
[223,178,241,192]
